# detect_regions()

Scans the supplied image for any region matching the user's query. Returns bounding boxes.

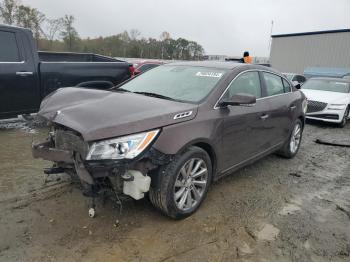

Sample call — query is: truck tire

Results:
[149,146,212,219]
[277,119,303,159]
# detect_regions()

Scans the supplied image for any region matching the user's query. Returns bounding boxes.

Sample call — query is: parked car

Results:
[284,73,307,86]
[0,24,133,119]
[131,60,165,75]
[32,62,306,219]
[301,77,350,127]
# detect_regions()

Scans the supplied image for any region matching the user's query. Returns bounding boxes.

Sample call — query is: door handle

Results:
[16,71,33,76]
[260,114,269,120]
[290,104,297,110]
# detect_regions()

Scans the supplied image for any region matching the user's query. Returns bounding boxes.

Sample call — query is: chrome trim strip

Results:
[214,69,292,109]
[173,111,193,120]
[0,61,25,64]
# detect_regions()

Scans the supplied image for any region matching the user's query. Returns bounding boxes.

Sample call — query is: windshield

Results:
[120,65,228,103]
[302,79,350,93]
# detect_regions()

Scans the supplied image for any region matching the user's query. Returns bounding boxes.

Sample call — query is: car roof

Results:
[309,77,350,83]
[165,61,275,71]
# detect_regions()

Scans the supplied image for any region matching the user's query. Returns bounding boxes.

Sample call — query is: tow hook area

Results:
[122,170,151,200]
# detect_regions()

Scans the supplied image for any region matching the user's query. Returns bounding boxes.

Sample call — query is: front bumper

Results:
[32,131,172,185]
[32,140,73,163]
[306,109,346,123]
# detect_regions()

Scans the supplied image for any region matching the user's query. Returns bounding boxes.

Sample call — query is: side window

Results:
[263,72,285,96]
[282,78,291,92]
[0,31,20,62]
[299,76,306,83]
[225,71,261,98]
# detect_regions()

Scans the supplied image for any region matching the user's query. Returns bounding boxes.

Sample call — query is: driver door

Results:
[221,71,272,171]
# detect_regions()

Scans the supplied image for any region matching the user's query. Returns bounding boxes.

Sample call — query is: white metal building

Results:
[270,29,350,74]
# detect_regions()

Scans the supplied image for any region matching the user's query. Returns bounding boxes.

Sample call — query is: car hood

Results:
[301,89,349,104]
[38,87,198,141]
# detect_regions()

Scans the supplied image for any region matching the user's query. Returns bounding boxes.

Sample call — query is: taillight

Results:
[129,65,135,77]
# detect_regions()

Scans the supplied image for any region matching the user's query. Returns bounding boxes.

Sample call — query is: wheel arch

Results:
[177,139,218,180]
[298,114,305,128]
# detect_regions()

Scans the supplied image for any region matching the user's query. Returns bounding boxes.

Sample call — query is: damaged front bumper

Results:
[32,128,172,199]
[32,140,73,163]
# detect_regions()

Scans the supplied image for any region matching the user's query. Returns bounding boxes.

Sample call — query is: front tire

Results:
[149,146,212,219]
[277,119,303,159]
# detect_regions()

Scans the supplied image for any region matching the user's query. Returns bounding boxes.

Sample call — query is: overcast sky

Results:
[22,0,350,57]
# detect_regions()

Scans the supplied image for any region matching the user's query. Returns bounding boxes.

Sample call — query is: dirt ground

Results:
[0,120,349,262]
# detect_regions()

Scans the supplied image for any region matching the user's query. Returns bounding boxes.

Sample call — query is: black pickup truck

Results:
[0,24,133,119]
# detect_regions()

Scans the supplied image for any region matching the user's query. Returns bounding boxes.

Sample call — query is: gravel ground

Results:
[0,120,349,262]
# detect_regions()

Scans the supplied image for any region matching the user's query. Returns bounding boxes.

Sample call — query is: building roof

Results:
[304,67,350,78]
[308,77,350,83]
[272,28,350,38]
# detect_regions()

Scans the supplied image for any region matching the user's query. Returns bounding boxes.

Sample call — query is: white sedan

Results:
[301,78,350,127]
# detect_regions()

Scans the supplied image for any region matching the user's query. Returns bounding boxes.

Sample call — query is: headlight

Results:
[86,129,160,160]
[327,104,346,110]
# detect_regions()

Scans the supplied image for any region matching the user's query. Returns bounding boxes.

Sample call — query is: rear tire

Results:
[149,146,212,219]
[277,119,303,159]
[338,106,349,128]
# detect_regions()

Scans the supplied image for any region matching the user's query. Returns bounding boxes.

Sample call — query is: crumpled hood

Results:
[301,89,349,104]
[38,87,198,141]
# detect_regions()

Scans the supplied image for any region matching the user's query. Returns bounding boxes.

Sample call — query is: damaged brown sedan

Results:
[32,61,307,219]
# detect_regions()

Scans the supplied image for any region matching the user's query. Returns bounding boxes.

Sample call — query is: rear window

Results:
[121,65,228,103]
[302,79,350,93]
[138,63,160,72]
[0,31,20,62]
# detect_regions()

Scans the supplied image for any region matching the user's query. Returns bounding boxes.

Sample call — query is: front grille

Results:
[55,129,89,158]
[307,100,327,113]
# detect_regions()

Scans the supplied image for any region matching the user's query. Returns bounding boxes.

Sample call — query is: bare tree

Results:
[130,29,141,41]
[15,5,45,39]
[0,0,19,25]
[60,15,79,51]
[44,18,64,46]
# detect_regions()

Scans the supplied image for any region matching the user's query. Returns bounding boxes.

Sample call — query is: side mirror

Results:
[219,94,256,107]
[292,81,301,89]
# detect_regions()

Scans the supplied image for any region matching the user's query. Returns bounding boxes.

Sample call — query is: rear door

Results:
[0,29,39,118]
[221,71,271,171]
[261,72,295,145]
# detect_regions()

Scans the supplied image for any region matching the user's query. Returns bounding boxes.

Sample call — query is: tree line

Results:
[0,0,205,60]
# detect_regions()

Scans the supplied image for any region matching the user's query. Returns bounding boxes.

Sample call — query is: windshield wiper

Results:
[133,91,176,101]
[112,87,131,92]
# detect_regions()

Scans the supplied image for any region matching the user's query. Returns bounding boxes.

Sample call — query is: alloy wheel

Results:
[173,158,208,211]
[290,123,302,154]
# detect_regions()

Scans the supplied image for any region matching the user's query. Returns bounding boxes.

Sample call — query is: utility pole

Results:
[268,20,274,54]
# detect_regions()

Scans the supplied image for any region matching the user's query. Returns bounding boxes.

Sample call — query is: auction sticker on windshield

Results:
[196,72,223,78]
